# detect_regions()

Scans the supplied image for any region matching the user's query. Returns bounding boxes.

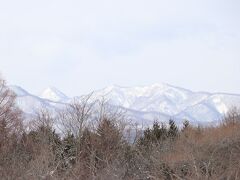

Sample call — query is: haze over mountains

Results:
[9,83,240,126]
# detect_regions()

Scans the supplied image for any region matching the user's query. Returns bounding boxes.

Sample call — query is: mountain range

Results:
[9,83,240,126]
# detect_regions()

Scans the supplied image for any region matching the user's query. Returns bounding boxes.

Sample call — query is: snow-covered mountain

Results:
[40,87,69,102]
[92,83,240,124]
[8,83,240,126]
[93,83,206,114]
[9,86,66,115]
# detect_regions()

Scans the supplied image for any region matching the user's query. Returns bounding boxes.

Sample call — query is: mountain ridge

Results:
[8,83,240,126]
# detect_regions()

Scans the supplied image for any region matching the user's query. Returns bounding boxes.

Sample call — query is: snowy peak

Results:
[40,87,69,102]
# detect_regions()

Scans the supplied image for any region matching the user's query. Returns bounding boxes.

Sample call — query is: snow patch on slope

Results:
[41,87,69,102]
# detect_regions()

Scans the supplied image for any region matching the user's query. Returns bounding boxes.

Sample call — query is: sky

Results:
[0,0,240,97]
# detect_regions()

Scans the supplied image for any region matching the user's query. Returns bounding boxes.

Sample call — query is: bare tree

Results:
[0,77,23,145]
[0,76,25,179]
[0,78,22,134]
[57,93,95,138]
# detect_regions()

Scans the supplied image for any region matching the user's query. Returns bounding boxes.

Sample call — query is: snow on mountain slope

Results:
[91,83,240,124]
[9,86,65,115]
[92,83,211,115]
[41,87,69,102]
[204,93,240,114]
[175,94,240,125]
[9,85,29,96]
[92,83,195,115]
[176,103,221,123]
[8,83,240,126]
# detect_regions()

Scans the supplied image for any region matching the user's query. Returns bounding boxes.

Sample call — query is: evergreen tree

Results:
[152,121,167,142]
[182,120,190,132]
[168,119,178,139]
[94,118,123,170]
[139,121,168,146]
[61,132,76,169]
[63,132,76,158]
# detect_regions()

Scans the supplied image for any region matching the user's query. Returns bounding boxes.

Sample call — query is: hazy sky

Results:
[0,0,240,96]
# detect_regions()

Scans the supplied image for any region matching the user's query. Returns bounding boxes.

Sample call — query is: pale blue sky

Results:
[0,0,240,96]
